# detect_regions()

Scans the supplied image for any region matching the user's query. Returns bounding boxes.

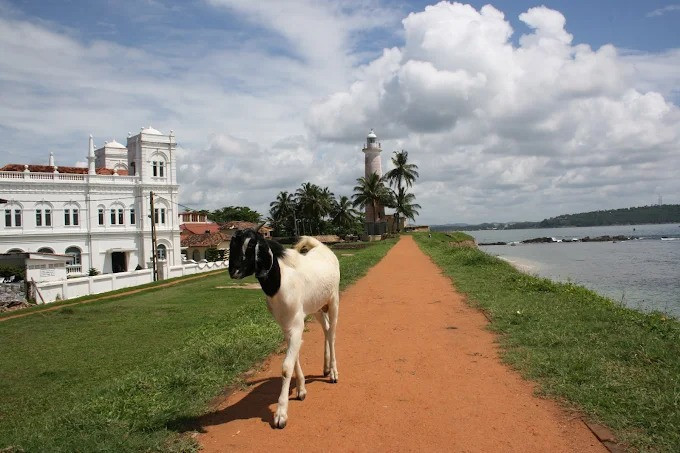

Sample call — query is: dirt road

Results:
[197,236,605,452]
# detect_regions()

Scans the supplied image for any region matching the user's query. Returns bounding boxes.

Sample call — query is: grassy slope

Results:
[0,239,396,452]
[413,232,680,452]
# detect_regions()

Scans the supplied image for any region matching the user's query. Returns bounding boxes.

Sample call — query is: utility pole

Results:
[150,191,158,281]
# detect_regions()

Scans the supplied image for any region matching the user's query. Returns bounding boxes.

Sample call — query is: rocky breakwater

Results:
[518,235,634,244]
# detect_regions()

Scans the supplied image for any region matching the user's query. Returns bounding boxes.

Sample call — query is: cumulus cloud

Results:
[308,2,680,223]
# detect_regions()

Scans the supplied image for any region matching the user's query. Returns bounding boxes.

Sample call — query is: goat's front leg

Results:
[274,316,304,429]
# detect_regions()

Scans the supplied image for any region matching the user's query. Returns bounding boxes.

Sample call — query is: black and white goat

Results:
[228,228,340,429]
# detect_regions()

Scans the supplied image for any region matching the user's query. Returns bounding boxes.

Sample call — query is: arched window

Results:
[156,244,167,260]
[151,152,168,178]
[63,203,80,226]
[6,248,23,254]
[34,202,53,227]
[192,249,201,261]
[95,204,104,226]
[65,246,81,265]
[110,202,125,225]
[3,202,23,228]
[37,247,54,254]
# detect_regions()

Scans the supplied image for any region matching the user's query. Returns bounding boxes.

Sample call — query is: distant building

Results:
[179,219,271,262]
[0,127,182,275]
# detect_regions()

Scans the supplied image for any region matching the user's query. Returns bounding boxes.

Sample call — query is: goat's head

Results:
[228,228,273,280]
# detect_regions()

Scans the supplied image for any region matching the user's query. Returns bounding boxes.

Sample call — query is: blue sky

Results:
[1,1,679,223]
[11,1,679,53]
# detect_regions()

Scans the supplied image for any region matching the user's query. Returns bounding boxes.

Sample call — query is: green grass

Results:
[413,232,680,452]
[0,270,227,320]
[0,239,396,452]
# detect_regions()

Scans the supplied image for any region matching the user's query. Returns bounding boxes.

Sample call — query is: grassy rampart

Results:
[414,232,680,451]
[0,239,396,452]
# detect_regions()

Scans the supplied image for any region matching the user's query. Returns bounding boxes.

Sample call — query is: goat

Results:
[228,229,340,429]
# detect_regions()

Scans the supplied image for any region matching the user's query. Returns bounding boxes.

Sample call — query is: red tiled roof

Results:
[181,231,234,248]
[180,223,220,235]
[220,221,272,232]
[0,164,129,176]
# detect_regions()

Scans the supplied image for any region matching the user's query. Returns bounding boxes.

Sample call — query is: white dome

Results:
[105,139,126,149]
[141,126,163,135]
[367,129,377,139]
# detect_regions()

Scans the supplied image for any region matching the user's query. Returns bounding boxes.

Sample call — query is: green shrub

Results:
[0,264,25,281]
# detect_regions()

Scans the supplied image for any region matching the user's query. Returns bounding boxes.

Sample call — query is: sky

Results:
[0,0,679,224]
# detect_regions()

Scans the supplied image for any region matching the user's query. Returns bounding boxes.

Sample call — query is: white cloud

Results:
[646,4,680,17]
[308,1,680,223]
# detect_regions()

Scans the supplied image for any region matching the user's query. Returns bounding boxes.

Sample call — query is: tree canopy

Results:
[207,206,261,223]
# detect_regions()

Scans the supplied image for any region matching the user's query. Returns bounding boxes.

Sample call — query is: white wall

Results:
[34,260,228,303]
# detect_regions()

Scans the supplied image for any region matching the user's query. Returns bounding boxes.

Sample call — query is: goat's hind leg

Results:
[314,311,331,376]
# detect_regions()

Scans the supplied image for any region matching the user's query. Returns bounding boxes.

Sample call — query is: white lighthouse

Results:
[362,129,385,234]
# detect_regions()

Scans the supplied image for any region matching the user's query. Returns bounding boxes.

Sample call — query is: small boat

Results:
[661,237,678,241]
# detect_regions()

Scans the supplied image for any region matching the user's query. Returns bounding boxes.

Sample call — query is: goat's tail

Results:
[293,236,324,253]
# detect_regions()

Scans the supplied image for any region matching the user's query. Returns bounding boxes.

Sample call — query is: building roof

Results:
[181,230,234,248]
[141,126,163,135]
[104,140,126,149]
[0,164,129,175]
[180,223,220,235]
[220,221,272,232]
[367,129,377,139]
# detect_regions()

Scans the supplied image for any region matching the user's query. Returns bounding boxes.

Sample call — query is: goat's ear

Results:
[254,237,273,278]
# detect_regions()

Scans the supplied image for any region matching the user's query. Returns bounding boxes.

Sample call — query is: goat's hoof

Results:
[298,389,307,401]
[274,412,288,429]
[329,370,339,383]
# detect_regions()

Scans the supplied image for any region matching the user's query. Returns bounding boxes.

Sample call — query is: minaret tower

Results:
[362,129,385,232]
[87,134,96,175]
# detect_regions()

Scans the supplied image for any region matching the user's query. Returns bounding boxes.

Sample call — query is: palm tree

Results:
[295,183,334,233]
[269,191,296,235]
[352,173,393,225]
[393,187,421,227]
[331,195,361,232]
[384,150,419,190]
[384,150,420,232]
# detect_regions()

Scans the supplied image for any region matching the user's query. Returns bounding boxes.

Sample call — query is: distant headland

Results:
[433,204,680,231]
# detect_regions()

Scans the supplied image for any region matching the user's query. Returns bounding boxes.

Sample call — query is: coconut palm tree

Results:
[295,183,335,234]
[393,187,421,226]
[269,191,296,235]
[331,195,361,232]
[352,173,393,225]
[384,150,419,190]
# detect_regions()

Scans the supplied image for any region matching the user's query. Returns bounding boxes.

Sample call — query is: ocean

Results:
[466,224,680,317]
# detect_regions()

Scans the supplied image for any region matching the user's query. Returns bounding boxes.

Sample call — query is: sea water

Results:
[466,224,680,317]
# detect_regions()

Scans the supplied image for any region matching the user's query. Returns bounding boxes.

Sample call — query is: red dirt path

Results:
[197,236,606,452]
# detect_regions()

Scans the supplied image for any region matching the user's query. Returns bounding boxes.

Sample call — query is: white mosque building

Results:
[0,127,182,275]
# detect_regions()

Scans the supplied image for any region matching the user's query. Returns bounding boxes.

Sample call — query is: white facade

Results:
[0,127,182,276]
